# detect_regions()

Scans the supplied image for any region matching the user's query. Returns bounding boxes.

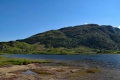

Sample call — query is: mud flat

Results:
[0,60,120,80]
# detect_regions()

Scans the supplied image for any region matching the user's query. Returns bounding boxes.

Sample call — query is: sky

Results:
[0,0,120,41]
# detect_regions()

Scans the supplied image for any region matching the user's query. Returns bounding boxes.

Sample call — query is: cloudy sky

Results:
[0,0,120,41]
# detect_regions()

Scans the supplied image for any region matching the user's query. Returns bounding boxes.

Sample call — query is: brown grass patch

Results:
[86,68,99,73]
[56,69,65,72]
[31,69,52,75]
[70,68,100,77]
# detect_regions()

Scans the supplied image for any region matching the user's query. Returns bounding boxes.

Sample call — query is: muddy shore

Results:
[0,60,120,80]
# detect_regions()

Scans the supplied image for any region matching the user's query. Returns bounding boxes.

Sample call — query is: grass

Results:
[0,56,51,66]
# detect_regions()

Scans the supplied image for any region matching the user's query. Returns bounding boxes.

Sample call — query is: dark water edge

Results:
[1,54,120,69]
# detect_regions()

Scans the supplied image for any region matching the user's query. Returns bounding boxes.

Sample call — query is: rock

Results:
[70,69,78,73]
[49,78,55,80]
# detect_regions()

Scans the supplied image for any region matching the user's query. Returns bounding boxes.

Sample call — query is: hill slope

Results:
[17,24,120,50]
[1,24,120,54]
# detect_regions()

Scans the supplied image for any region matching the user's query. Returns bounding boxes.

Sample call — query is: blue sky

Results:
[0,0,120,41]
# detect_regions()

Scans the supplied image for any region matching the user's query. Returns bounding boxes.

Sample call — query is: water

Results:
[22,70,37,74]
[1,54,120,68]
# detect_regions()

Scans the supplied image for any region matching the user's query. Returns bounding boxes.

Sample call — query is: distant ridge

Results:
[17,24,120,50]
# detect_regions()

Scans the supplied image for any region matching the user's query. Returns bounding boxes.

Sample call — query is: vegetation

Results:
[0,56,50,66]
[1,24,120,54]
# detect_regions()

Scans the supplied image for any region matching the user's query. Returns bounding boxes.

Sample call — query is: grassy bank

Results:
[0,41,97,54]
[0,41,119,54]
[0,56,50,66]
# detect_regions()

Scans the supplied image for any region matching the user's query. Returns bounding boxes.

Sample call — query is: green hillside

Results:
[1,24,120,54]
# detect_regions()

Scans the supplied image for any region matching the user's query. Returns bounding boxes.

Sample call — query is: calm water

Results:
[1,54,120,68]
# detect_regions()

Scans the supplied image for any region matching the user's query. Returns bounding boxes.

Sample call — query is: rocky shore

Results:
[0,60,120,80]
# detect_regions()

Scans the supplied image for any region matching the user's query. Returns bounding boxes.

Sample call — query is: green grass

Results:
[0,56,50,66]
[0,41,96,54]
[0,41,119,54]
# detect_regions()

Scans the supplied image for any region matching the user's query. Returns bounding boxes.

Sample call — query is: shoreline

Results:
[0,61,120,80]
[0,63,99,80]
[0,55,120,80]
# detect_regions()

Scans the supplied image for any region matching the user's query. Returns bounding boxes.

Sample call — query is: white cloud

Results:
[84,23,88,25]
[118,26,120,29]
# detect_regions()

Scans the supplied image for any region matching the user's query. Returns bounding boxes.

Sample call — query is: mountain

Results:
[17,24,120,50]
[1,24,120,54]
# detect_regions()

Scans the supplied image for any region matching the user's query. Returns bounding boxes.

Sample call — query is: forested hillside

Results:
[18,24,120,50]
[1,24,120,54]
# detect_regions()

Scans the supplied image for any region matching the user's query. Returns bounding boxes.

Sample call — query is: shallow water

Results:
[1,54,120,68]
[21,70,37,74]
